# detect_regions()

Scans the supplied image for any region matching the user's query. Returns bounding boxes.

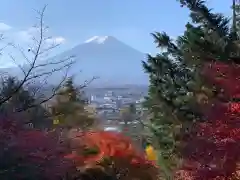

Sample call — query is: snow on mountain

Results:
[84,36,110,44]
[2,36,148,86]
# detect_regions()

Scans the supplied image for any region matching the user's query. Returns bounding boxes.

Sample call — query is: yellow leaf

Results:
[145,145,157,161]
[53,119,60,125]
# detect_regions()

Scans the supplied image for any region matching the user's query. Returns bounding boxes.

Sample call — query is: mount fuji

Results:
[3,36,148,86]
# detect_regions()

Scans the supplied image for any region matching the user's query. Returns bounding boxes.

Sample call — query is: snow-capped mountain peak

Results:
[4,35,148,86]
[84,36,111,44]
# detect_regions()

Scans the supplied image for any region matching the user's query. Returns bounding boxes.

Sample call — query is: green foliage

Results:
[0,77,35,112]
[129,103,136,114]
[142,1,240,179]
[177,0,240,63]
[234,0,240,33]
[82,146,100,156]
[51,77,95,130]
[176,0,240,101]
[142,47,198,177]
[142,32,202,149]
[0,76,51,130]
[142,0,240,177]
[120,103,137,125]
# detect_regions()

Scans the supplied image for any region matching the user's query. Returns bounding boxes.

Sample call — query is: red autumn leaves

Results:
[0,120,158,180]
[0,120,74,180]
[179,62,240,180]
[3,60,240,180]
[202,62,240,99]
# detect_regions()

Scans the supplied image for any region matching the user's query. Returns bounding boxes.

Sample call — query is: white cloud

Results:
[0,24,66,67]
[17,31,31,42]
[16,27,38,42]
[15,27,66,45]
[46,36,66,44]
[0,22,12,31]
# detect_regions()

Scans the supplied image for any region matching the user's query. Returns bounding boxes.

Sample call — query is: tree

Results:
[176,0,240,63]
[178,62,240,180]
[0,5,74,113]
[120,103,136,126]
[175,1,240,179]
[120,103,137,137]
[142,26,204,180]
[141,0,240,179]
[143,0,240,178]
[120,103,145,147]
[65,131,159,180]
[50,77,95,130]
[232,0,240,35]
[0,118,77,180]
[0,5,99,131]
[129,103,136,114]
[0,76,52,130]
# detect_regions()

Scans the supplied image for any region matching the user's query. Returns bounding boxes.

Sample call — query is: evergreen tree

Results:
[142,45,197,179]
[51,77,95,130]
[0,77,51,130]
[232,0,240,35]
[174,0,240,179]
[120,103,137,127]
[0,77,35,113]
[143,0,240,178]
[176,0,240,62]
[142,26,210,179]
[129,103,136,114]
[120,103,139,141]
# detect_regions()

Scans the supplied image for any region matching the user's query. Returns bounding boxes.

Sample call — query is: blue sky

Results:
[0,0,233,67]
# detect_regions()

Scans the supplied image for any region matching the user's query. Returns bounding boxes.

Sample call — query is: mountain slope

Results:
[2,36,148,86]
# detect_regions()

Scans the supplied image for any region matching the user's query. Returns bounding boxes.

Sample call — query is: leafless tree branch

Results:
[0,5,74,108]
[79,76,99,89]
[16,66,71,112]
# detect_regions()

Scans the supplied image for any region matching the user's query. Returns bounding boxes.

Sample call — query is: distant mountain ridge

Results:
[1,36,148,86]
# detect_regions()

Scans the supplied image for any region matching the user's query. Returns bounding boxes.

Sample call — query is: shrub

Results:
[65,131,160,180]
[178,62,240,180]
[0,119,75,180]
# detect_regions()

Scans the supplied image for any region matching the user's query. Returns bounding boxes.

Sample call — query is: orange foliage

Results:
[65,131,159,180]
[0,117,159,180]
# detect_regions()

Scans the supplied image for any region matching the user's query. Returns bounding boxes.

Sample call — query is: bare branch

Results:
[79,76,98,89]
[33,55,75,69]
[16,66,70,112]
[8,53,27,76]
[0,6,46,105]
[0,5,73,108]
[0,4,98,126]
[26,60,74,81]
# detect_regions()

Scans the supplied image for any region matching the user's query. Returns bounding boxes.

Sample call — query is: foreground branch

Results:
[0,5,74,108]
